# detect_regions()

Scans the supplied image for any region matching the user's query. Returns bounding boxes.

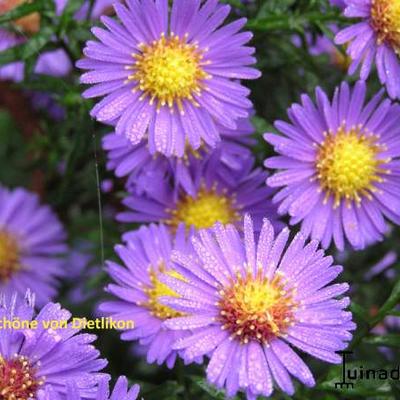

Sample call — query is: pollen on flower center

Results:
[316,125,389,207]
[0,230,21,282]
[128,33,210,111]
[371,0,400,52]
[142,264,186,319]
[218,271,297,344]
[0,0,40,34]
[167,187,241,231]
[0,354,43,399]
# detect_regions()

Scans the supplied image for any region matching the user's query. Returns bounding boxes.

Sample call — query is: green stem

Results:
[247,12,351,32]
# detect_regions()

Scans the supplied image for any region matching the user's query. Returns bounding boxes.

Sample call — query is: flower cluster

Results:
[3,0,400,398]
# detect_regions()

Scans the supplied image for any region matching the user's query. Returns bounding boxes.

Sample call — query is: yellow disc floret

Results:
[219,270,297,344]
[316,125,389,207]
[371,0,400,52]
[142,264,186,319]
[0,354,44,399]
[167,186,241,231]
[0,230,21,282]
[128,33,210,112]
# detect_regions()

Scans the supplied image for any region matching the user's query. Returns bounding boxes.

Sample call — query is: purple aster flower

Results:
[98,224,197,368]
[330,0,346,8]
[0,27,71,82]
[64,243,101,305]
[264,81,400,250]
[0,185,67,305]
[335,0,400,99]
[0,291,108,399]
[103,117,255,195]
[117,152,282,233]
[77,0,260,156]
[0,29,24,81]
[293,25,351,71]
[162,215,354,399]
[40,376,140,400]
[365,251,397,280]
[26,90,66,120]
[101,179,114,193]
[76,0,121,20]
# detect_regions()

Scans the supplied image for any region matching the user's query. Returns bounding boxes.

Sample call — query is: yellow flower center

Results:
[167,187,241,231]
[219,271,297,344]
[316,125,389,207]
[371,0,400,52]
[0,230,21,282]
[142,266,186,319]
[127,33,210,112]
[0,355,44,399]
[0,0,40,34]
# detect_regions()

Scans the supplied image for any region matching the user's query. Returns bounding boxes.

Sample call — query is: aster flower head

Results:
[40,376,140,400]
[0,291,108,399]
[0,185,67,305]
[162,215,354,399]
[365,250,397,280]
[103,116,255,195]
[64,243,102,305]
[75,0,121,21]
[335,0,400,99]
[99,224,196,368]
[295,25,351,71]
[78,0,260,156]
[117,152,282,233]
[264,81,400,250]
[27,90,66,120]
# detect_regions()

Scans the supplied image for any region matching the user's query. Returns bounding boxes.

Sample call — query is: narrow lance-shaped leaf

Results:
[375,279,400,322]
[0,27,54,66]
[364,334,400,348]
[0,0,51,24]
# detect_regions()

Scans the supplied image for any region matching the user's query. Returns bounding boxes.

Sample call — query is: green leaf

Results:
[58,0,86,33]
[389,310,400,317]
[142,381,184,400]
[0,0,51,24]
[191,377,234,400]
[247,15,301,32]
[364,334,400,348]
[220,0,246,10]
[350,302,370,323]
[375,279,400,321]
[0,27,54,65]
[23,74,71,94]
[256,0,296,18]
